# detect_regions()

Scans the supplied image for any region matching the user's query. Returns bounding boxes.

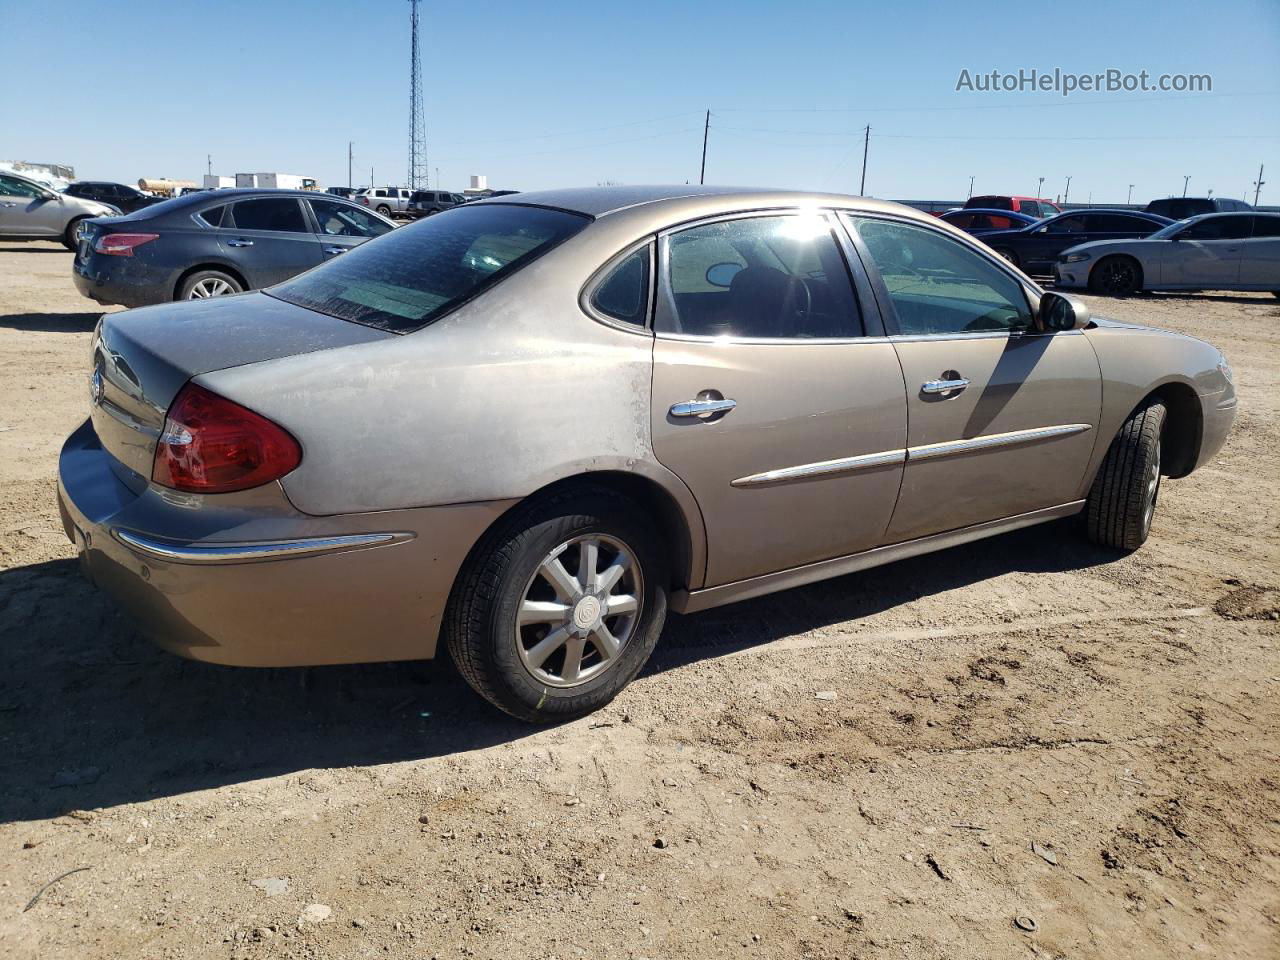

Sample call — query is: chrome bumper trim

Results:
[909,423,1092,462]
[112,529,415,565]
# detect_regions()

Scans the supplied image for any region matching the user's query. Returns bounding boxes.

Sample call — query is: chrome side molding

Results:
[908,423,1092,462]
[731,424,1092,488]
[731,449,905,487]
[112,529,415,565]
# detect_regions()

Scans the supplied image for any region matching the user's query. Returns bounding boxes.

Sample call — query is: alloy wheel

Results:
[187,277,235,299]
[514,534,642,688]
[1141,439,1161,536]
[1100,260,1137,295]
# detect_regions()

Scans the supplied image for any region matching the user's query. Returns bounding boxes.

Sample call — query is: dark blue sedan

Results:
[974,208,1173,276]
[73,189,394,308]
[939,207,1042,236]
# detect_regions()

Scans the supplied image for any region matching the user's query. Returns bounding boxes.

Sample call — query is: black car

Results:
[976,209,1173,275]
[325,186,359,199]
[73,189,395,308]
[1144,196,1252,220]
[64,181,165,214]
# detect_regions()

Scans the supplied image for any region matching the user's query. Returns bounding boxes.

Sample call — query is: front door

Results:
[649,212,907,588]
[219,197,324,288]
[305,196,392,261]
[1239,216,1280,288]
[845,214,1101,543]
[1161,214,1249,287]
[0,175,62,237]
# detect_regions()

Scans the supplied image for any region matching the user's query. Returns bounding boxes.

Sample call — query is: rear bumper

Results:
[73,256,172,308]
[57,418,513,666]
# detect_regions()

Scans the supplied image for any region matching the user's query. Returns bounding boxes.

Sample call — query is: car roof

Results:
[470,184,928,220]
[945,207,1037,216]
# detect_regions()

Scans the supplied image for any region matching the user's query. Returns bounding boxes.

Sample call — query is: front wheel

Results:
[376,204,392,216]
[993,247,1019,268]
[444,488,668,722]
[1089,256,1142,297]
[1084,401,1166,551]
[62,217,88,250]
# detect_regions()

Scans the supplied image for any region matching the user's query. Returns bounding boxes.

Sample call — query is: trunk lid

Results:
[91,292,391,487]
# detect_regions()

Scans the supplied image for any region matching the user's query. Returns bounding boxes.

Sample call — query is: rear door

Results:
[649,211,907,588]
[218,197,323,287]
[306,196,394,261]
[1161,214,1249,287]
[844,213,1101,543]
[1239,216,1280,288]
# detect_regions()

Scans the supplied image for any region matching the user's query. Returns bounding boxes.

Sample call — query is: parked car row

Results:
[56,185,1239,721]
[977,209,1174,274]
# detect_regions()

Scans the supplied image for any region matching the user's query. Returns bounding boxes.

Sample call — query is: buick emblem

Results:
[90,368,104,406]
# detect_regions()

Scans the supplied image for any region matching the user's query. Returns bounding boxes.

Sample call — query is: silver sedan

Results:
[57,186,1237,721]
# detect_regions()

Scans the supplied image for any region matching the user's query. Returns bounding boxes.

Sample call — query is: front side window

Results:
[230,198,308,233]
[0,176,45,198]
[268,204,589,333]
[1044,215,1087,234]
[1251,216,1280,238]
[309,198,392,238]
[659,214,862,339]
[589,244,651,327]
[850,217,1031,336]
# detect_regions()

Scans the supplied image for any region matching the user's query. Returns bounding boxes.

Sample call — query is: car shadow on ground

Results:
[0,245,71,254]
[0,520,1116,825]
[0,312,101,333]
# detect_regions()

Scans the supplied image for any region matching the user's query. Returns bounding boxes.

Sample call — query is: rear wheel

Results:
[1089,255,1143,296]
[179,269,243,301]
[993,248,1019,268]
[376,204,392,216]
[1084,401,1166,551]
[62,217,88,250]
[444,487,668,722]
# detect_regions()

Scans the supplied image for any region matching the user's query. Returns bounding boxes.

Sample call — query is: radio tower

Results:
[407,0,428,189]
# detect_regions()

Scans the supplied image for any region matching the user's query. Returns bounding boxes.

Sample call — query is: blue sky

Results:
[3,0,1277,204]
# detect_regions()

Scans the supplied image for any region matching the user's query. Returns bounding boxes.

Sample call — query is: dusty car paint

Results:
[58,186,1236,668]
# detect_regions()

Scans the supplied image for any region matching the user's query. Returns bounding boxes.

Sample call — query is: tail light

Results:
[94,232,159,256]
[152,383,301,493]
[359,196,369,205]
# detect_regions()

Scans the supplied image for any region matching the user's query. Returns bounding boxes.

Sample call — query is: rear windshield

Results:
[267,204,589,333]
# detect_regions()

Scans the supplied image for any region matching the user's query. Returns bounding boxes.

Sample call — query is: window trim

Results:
[651,208,876,346]
[579,237,657,336]
[836,210,1045,341]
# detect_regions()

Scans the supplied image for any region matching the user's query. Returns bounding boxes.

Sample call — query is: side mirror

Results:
[1039,291,1090,332]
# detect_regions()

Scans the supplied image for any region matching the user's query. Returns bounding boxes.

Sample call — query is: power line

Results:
[711,91,1278,114]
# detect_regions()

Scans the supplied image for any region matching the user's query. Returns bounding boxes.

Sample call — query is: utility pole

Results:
[859,125,870,195]
[1182,175,1190,197]
[1036,176,1044,198]
[699,110,710,185]
[1127,184,1134,205]
[1063,175,1072,205]
[206,154,212,176]
[435,166,440,188]
[348,142,353,190]
[967,176,974,199]
[1254,164,1266,206]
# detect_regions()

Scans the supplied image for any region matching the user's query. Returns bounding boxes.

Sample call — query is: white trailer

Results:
[203,175,235,189]
[235,173,318,190]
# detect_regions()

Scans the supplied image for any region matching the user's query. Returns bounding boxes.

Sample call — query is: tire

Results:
[1084,401,1166,551]
[444,486,668,722]
[1089,255,1143,296]
[993,248,1019,268]
[376,204,392,216]
[62,217,87,250]
[178,269,243,301]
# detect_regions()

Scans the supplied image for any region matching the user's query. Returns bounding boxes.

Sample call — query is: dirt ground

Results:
[0,239,1277,960]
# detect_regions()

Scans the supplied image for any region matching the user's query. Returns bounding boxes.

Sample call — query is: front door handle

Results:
[0,202,16,208]
[921,377,970,396]
[323,246,346,255]
[670,397,737,419]
[227,238,254,247]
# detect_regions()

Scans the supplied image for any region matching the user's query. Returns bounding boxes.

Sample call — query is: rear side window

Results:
[231,198,307,233]
[1252,216,1280,238]
[1181,216,1251,240]
[268,204,589,333]
[198,205,225,227]
[589,245,651,327]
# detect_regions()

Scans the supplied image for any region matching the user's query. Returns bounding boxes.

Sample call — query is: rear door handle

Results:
[227,239,254,247]
[323,246,346,255]
[670,397,737,419]
[921,378,970,395]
